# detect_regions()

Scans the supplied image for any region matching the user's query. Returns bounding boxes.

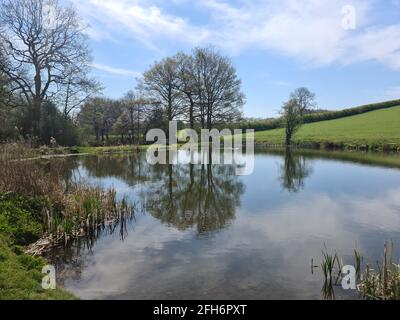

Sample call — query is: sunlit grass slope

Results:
[253,106,400,148]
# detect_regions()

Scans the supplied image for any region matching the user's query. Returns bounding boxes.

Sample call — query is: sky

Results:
[65,0,400,118]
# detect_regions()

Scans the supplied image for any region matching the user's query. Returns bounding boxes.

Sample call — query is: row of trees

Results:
[79,48,245,145]
[78,94,150,145]
[141,49,245,130]
[0,0,245,146]
[0,0,314,147]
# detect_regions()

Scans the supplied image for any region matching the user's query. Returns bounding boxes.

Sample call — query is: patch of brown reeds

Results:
[0,143,134,255]
[358,242,400,300]
[314,242,400,300]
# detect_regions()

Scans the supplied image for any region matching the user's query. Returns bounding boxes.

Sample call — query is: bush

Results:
[0,193,43,246]
[39,102,80,146]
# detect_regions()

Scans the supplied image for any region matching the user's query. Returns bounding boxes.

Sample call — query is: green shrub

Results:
[0,193,44,246]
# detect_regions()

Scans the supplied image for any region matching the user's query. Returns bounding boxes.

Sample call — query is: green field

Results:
[253,106,400,149]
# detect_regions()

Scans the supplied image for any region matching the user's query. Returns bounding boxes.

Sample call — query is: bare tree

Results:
[193,47,244,129]
[0,0,92,136]
[140,57,183,124]
[175,52,198,129]
[121,90,149,145]
[139,48,244,134]
[57,68,102,118]
[0,48,8,107]
[290,87,317,115]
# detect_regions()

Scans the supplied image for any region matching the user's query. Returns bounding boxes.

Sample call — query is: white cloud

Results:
[203,0,400,69]
[71,0,400,71]
[69,0,209,47]
[92,62,142,78]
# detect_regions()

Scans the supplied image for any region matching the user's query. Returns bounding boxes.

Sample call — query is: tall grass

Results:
[358,242,400,300]
[315,242,400,300]
[0,143,134,255]
[321,249,337,280]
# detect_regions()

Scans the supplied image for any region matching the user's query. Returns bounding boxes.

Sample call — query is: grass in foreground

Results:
[253,106,400,149]
[0,193,75,300]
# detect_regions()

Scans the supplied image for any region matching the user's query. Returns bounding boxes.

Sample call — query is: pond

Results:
[49,149,400,300]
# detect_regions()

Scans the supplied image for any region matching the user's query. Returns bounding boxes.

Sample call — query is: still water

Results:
[52,149,400,300]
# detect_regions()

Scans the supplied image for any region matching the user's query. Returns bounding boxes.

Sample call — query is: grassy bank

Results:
[0,192,75,299]
[27,144,144,158]
[0,144,135,299]
[252,106,400,151]
[75,145,146,155]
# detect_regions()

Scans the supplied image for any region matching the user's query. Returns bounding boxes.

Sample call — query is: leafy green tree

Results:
[282,88,317,146]
[281,99,303,146]
[79,98,107,143]
[39,101,79,146]
[79,97,122,144]
[113,112,131,144]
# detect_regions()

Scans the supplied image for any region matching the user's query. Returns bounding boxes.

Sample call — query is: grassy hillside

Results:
[237,99,400,132]
[253,105,400,150]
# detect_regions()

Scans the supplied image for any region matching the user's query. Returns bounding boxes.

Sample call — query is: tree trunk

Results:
[189,99,194,129]
[33,65,42,138]
[286,129,292,146]
[32,99,42,138]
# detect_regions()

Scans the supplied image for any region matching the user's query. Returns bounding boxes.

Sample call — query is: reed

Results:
[0,143,135,255]
[358,241,400,300]
[321,248,337,280]
[316,242,400,300]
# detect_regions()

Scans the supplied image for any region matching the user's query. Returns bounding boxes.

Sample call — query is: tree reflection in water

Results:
[138,148,244,234]
[70,150,246,236]
[280,148,313,193]
[52,150,245,282]
[144,162,245,234]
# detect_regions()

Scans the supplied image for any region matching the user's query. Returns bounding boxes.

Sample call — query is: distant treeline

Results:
[234,99,400,132]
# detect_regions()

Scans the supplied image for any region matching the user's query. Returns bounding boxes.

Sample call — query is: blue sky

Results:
[66,0,400,118]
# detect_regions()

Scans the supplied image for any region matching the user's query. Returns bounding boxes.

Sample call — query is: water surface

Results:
[51,149,400,300]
